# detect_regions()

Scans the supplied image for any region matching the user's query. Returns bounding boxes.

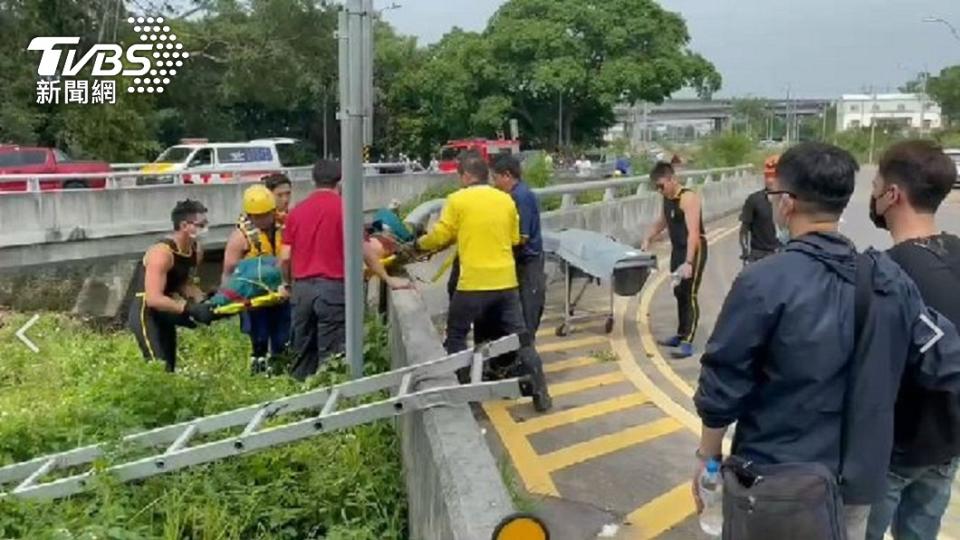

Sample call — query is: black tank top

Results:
[131,238,198,296]
[664,188,706,255]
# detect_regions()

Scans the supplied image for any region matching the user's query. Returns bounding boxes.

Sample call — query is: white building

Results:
[836,93,941,132]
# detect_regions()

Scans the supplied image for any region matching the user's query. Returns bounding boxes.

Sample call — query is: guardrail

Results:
[0,166,315,192]
[1,162,440,192]
[404,165,755,226]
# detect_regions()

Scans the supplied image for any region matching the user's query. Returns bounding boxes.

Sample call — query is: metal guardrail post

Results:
[603,187,616,202]
[560,193,576,209]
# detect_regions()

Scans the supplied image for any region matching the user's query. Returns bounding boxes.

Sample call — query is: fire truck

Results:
[437,138,521,173]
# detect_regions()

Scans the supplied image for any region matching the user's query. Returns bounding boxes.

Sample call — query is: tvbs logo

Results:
[29,37,153,78]
[28,16,188,105]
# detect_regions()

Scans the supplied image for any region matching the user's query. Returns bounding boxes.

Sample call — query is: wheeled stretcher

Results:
[542,229,657,337]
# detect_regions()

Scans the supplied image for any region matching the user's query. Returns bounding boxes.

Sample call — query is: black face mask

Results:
[869,194,888,230]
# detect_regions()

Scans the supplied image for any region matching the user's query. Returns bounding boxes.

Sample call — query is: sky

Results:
[380,0,960,99]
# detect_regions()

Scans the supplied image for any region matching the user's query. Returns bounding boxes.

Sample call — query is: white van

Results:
[139,138,313,185]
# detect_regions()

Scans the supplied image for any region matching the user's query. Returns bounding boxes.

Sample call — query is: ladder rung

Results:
[320,389,340,417]
[14,458,57,493]
[166,424,198,454]
[396,373,413,397]
[470,350,484,384]
[241,408,270,437]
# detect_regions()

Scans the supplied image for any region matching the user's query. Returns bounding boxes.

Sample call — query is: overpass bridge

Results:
[614,98,832,133]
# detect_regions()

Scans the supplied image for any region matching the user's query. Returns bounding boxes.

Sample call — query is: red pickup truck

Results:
[0,146,110,192]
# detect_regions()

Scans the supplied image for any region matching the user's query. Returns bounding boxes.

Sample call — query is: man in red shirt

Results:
[280,160,408,380]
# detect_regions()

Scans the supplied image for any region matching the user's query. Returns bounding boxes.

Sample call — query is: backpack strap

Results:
[839,252,874,483]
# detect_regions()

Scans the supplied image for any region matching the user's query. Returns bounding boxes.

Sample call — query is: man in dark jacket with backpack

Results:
[692,142,960,540]
[866,140,960,540]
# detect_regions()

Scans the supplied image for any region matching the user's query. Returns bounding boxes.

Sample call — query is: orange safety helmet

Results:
[764,155,780,179]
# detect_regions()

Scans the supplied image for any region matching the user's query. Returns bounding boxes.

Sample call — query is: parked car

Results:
[0,146,109,192]
[138,138,313,185]
[945,149,960,189]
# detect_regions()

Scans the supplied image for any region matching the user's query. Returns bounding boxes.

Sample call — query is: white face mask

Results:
[190,226,209,239]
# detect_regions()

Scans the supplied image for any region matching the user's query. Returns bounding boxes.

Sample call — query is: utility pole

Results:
[557,92,563,148]
[868,90,878,164]
[361,0,374,146]
[338,0,372,378]
[785,86,792,145]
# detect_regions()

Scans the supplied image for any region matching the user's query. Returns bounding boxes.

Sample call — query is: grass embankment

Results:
[0,313,406,540]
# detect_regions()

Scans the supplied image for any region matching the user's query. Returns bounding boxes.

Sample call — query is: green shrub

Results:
[522,152,553,188]
[695,133,754,168]
[0,314,406,540]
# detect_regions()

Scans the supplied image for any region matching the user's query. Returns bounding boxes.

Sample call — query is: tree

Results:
[731,98,768,138]
[484,0,721,148]
[927,66,960,125]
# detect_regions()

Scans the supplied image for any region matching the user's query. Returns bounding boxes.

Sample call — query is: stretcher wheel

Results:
[555,324,569,337]
[604,317,614,334]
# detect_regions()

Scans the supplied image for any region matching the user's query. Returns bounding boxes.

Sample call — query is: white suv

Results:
[139,138,313,185]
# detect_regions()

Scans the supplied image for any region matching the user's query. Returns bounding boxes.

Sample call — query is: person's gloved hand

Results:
[185,301,216,325]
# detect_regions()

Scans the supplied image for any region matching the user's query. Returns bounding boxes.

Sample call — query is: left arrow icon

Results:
[16,314,40,353]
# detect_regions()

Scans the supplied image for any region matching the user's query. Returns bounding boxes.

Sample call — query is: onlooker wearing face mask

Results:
[693,142,960,540]
[127,199,217,372]
[866,140,960,540]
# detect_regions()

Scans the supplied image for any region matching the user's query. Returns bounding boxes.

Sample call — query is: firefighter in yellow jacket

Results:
[222,184,291,374]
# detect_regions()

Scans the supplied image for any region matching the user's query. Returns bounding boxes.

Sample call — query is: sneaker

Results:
[670,342,695,359]
[657,335,682,348]
[250,356,268,375]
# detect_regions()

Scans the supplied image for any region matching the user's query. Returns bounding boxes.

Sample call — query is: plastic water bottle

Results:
[699,459,723,537]
[670,269,683,287]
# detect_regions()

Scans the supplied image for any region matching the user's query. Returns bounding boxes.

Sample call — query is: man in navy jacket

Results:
[692,142,960,539]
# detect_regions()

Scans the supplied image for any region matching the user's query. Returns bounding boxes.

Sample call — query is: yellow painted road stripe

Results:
[509,371,627,405]
[537,335,608,354]
[517,393,649,435]
[540,417,682,472]
[543,356,602,374]
[551,371,626,397]
[636,225,742,401]
[482,401,560,497]
[536,322,606,339]
[621,482,696,540]
[612,297,701,435]
[637,269,697,399]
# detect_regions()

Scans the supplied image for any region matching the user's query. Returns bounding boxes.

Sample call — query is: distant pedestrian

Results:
[693,142,960,540]
[738,155,781,264]
[280,160,409,381]
[642,161,707,359]
[866,140,960,540]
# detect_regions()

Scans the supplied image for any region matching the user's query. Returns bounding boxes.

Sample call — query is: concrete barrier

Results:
[0,172,456,269]
[388,288,515,540]
[541,173,762,246]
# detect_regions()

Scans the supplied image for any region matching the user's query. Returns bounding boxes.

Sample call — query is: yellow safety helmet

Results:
[243,184,276,215]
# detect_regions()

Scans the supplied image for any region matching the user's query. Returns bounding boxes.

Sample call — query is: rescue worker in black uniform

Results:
[739,155,781,264]
[128,199,217,372]
[642,162,708,359]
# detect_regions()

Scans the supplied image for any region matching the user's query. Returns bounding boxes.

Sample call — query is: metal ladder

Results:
[0,335,522,501]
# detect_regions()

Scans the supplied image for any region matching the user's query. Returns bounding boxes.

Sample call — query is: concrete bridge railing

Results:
[406,165,759,247]
[0,171,457,269]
